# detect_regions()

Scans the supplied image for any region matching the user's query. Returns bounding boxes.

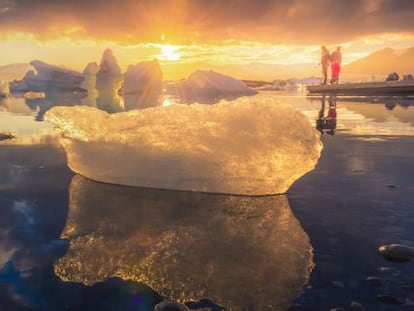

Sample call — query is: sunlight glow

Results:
[156,44,181,61]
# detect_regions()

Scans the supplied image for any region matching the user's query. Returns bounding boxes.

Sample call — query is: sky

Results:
[1,0,414,80]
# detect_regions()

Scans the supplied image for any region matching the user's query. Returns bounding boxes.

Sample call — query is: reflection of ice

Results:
[54,175,314,310]
[45,99,322,195]
[25,91,86,121]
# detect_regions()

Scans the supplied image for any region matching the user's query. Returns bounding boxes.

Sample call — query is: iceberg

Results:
[166,70,257,104]
[81,62,99,107]
[54,175,314,310]
[45,98,322,195]
[0,80,9,97]
[15,60,85,92]
[95,49,123,113]
[121,60,163,109]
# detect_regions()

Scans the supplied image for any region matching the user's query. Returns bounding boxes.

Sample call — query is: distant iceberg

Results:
[166,70,257,104]
[45,98,322,195]
[121,60,163,109]
[54,175,314,309]
[0,80,9,97]
[10,60,85,92]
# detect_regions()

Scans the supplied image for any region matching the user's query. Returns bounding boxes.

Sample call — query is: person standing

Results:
[320,46,330,85]
[330,46,342,84]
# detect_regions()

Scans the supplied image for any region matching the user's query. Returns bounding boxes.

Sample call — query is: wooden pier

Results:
[307,80,414,96]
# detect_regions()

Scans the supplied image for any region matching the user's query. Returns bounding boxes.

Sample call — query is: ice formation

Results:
[0,80,9,97]
[14,60,85,92]
[54,175,314,309]
[166,70,257,104]
[121,60,163,109]
[45,98,322,195]
[94,49,123,113]
[96,48,122,80]
[81,62,99,107]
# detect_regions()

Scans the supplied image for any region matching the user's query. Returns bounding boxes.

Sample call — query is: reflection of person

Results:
[330,47,342,84]
[316,95,337,135]
[320,46,330,85]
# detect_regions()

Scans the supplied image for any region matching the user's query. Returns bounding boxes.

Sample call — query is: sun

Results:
[157,44,181,61]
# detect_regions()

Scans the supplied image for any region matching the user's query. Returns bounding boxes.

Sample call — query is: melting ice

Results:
[45,98,322,195]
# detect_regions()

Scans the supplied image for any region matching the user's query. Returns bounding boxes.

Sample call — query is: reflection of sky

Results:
[278,94,414,137]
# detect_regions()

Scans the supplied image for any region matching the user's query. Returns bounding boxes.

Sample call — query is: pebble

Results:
[378,244,414,262]
[386,184,399,189]
[350,301,365,311]
[376,294,404,305]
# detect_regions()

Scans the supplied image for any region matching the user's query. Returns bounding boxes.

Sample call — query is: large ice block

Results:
[45,98,322,195]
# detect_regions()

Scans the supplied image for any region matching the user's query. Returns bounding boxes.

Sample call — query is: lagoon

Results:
[1,91,414,310]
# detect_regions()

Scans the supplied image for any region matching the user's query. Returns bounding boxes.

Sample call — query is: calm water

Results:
[1,91,414,311]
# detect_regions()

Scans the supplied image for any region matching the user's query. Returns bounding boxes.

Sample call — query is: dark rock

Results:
[350,301,365,310]
[379,244,414,262]
[376,294,404,305]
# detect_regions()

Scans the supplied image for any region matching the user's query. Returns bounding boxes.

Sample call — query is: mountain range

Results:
[344,47,414,76]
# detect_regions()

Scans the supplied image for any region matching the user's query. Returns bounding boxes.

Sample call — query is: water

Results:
[1,91,414,310]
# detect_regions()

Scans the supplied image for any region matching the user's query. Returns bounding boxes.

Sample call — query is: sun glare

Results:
[157,44,181,61]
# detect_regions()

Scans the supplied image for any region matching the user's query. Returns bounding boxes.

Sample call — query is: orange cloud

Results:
[1,0,414,45]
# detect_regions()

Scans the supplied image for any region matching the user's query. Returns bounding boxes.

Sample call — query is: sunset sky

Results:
[1,0,414,80]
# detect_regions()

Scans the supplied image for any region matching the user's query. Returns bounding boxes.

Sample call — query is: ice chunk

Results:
[45,98,322,195]
[19,60,85,92]
[121,60,163,109]
[0,80,9,97]
[166,70,257,104]
[54,175,314,309]
[96,48,122,78]
[95,49,123,113]
[81,62,99,107]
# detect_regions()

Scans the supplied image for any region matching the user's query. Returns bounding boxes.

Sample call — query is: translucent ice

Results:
[45,98,322,195]
[166,70,257,104]
[54,175,314,309]
[121,60,163,109]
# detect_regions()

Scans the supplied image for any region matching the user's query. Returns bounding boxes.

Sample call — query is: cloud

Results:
[0,0,414,44]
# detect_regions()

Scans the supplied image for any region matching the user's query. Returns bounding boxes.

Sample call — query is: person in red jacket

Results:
[330,46,342,84]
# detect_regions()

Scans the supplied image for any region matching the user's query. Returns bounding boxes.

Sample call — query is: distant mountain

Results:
[0,63,33,82]
[345,47,414,76]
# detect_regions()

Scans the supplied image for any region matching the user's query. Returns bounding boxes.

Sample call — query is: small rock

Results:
[376,294,404,305]
[350,301,365,310]
[378,244,414,262]
[330,308,345,311]
[386,184,399,189]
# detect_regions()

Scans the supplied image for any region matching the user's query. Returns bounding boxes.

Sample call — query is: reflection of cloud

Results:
[54,175,314,310]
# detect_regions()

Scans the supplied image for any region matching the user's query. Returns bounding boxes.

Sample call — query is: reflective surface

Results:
[1,91,414,310]
[55,175,312,310]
